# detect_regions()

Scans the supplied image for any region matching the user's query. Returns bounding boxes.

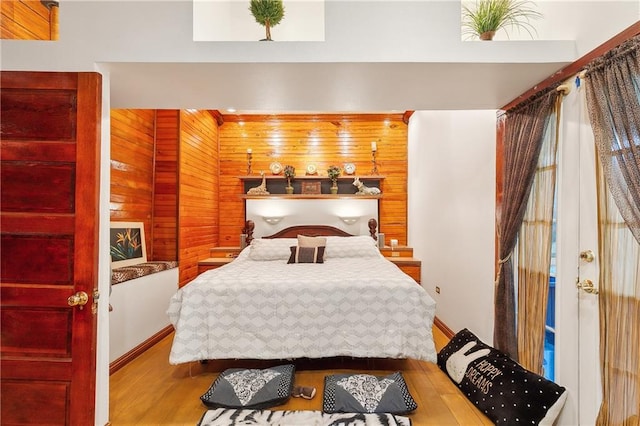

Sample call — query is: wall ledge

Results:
[111,261,178,285]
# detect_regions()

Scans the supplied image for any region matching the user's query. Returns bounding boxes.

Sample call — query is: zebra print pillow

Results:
[197,408,412,426]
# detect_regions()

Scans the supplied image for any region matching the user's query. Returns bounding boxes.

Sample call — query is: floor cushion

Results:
[323,372,417,415]
[437,328,568,425]
[200,364,295,410]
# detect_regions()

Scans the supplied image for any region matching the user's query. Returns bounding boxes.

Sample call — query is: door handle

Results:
[576,279,599,295]
[579,250,595,263]
[68,291,89,309]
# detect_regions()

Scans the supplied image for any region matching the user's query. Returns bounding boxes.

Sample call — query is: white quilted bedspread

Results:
[167,251,437,364]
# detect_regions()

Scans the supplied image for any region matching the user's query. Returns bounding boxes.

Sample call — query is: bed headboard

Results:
[244,218,378,245]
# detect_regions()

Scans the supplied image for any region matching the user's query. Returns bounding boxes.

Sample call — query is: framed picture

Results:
[110,222,147,268]
[301,181,321,194]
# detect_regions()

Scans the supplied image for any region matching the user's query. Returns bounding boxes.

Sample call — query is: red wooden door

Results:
[0,71,101,425]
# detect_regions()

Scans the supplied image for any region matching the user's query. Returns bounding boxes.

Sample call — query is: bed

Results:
[167,221,437,364]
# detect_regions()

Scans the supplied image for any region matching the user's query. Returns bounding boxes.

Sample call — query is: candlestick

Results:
[247,151,252,175]
[371,148,379,175]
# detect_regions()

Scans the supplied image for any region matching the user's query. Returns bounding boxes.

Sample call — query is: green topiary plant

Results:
[283,165,295,193]
[249,0,285,41]
[461,0,542,41]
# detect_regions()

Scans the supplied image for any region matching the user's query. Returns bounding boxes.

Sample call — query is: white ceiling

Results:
[105,60,569,112]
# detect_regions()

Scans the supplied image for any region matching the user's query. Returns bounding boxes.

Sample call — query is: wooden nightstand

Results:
[387,257,422,284]
[380,246,421,284]
[198,246,242,274]
[198,257,234,274]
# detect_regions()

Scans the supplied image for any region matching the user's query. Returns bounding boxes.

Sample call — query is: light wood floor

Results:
[109,328,492,425]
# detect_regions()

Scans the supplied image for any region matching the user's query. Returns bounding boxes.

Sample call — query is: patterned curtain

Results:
[495,89,559,360]
[584,35,640,426]
[516,96,560,375]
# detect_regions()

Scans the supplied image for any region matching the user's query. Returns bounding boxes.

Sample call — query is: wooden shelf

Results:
[238,175,385,180]
[240,194,382,200]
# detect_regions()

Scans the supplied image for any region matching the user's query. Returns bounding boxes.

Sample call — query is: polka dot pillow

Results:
[437,329,567,426]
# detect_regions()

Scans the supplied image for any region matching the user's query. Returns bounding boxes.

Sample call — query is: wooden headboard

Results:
[244,218,378,245]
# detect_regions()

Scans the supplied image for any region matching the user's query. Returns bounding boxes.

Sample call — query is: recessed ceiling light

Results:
[227,108,237,113]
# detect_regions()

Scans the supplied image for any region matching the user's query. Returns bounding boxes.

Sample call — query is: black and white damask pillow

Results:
[200,364,295,410]
[323,372,417,415]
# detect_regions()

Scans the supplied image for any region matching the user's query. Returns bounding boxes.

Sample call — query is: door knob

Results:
[580,250,595,263]
[68,291,89,309]
[576,279,598,294]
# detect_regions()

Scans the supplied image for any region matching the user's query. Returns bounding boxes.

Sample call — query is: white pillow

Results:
[248,238,297,261]
[297,235,327,248]
[324,236,380,259]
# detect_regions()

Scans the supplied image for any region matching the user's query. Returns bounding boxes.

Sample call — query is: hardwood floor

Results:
[109,328,492,425]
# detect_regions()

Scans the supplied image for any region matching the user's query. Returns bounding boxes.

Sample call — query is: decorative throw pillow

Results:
[288,246,325,264]
[248,238,297,261]
[297,235,327,248]
[324,236,380,259]
[437,328,568,426]
[323,372,417,415]
[200,364,295,410]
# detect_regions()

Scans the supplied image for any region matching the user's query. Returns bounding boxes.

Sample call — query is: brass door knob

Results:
[68,291,89,309]
[580,250,595,263]
[576,279,599,294]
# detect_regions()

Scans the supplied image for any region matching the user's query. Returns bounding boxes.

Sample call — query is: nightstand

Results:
[198,246,242,274]
[198,257,234,274]
[387,257,422,284]
[380,246,421,284]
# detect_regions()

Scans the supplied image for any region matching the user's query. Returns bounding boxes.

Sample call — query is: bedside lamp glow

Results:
[263,216,283,225]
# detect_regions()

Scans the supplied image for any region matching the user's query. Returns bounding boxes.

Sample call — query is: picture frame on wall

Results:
[301,181,321,194]
[109,222,147,268]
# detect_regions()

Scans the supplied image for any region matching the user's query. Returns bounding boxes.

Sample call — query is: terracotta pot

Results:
[480,31,496,41]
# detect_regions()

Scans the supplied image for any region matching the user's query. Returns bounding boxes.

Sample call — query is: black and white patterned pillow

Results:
[200,364,295,410]
[437,329,567,425]
[287,246,325,264]
[323,372,417,415]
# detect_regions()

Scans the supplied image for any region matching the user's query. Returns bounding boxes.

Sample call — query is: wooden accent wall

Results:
[218,114,408,245]
[177,110,219,287]
[153,110,179,261]
[110,110,155,256]
[1,0,58,40]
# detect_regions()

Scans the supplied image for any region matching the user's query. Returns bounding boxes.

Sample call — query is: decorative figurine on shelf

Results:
[327,165,341,195]
[283,165,295,194]
[247,171,270,195]
[353,177,381,195]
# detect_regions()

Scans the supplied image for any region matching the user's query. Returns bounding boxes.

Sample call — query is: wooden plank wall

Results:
[153,110,179,261]
[218,114,408,245]
[1,0,57,40]
[110,109,155,257]
[177,110,219,287]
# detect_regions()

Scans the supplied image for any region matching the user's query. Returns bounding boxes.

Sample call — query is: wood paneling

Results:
[1,0,57,40]
[219,114,408,245]
[153,110,179,261]
[110,109,155,257]
[178,110,219,287]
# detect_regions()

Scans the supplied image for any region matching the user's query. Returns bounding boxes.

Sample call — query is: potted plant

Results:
[327,165,341,195]
[283,165,295,194]
[461,0,542,41]
[249,0,285,41]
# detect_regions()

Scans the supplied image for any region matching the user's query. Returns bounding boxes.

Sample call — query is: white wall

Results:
[408,110,496,343]
[109,269,179,362]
